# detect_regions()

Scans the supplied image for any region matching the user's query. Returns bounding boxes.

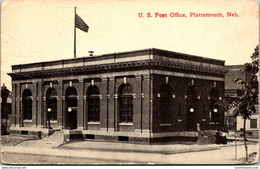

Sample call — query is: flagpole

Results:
[74,6,77,58]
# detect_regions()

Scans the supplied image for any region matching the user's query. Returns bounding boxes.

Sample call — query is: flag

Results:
[75,13,89,32]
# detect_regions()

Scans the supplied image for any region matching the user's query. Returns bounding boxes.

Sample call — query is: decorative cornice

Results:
[152,60,225,74]
[8,60,225,80]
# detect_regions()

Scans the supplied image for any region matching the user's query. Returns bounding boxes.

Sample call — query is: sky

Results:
[1,0,259,90]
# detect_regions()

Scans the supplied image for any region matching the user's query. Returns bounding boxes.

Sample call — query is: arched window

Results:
[46,88,57,121]
[22,89,32,120]
[210,88,219,102]
[87,85,100,122]
[65,86,77,98]
[118,84,133,123]
[159,84,171,123]
[187,86,197,101]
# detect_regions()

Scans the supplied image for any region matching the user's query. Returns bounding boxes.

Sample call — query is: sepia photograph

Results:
[0,0,259,166]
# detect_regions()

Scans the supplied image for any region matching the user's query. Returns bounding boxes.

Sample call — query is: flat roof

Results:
[225,65,244,69]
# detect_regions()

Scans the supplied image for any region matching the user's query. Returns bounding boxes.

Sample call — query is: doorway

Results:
[186,85,198,131]
[65,87,78,130]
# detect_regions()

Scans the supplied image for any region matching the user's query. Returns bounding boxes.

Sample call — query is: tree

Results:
[231,45,259,162]
[1,84,10,135]
[1,84,10,119]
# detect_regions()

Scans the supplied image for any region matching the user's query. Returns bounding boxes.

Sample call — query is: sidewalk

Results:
[57,140,241,154]
[11,135,247,155]
[2,141,258,164]
[227,135,259,143]
[1,133,259,164]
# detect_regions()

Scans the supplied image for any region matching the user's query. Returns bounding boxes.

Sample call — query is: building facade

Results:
[236,105,259,138]
[224,65,246,130]
[8,48,225,143]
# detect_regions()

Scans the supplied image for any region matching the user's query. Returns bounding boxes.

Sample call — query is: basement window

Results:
[118,136,129,142]
[85,134,95,140]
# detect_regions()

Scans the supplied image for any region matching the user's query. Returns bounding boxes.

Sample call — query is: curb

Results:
[227,138,259,143]
[56,144,220,155]
[2,151,142,164]
[12,138,39,146]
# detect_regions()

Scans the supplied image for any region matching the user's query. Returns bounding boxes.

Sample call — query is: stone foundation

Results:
[10,126,54,139]
[10,126,199,144]
[81,130,198,144]
[63,130,82,142]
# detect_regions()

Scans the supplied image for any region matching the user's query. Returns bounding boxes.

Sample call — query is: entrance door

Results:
[66,98,77,129]
[46,88,57,128]
[186,108,197,131]
[65,87,78,130]
[186,86,198,131]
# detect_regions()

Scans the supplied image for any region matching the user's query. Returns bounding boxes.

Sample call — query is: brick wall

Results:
[152,74,224,133]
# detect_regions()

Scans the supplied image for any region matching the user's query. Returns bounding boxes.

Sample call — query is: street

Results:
[1,153,129,164]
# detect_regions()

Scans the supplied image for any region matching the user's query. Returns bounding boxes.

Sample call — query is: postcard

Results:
[1,0,259,166]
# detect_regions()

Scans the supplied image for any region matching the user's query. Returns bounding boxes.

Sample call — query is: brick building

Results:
[8,48,225,143]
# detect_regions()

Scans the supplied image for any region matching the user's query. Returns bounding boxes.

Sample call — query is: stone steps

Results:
[42,130,64,143]
[197,130,216,145]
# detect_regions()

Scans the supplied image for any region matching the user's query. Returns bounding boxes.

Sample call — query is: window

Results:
[178,103,182,115]
[23,99,32,120]
[119,84,133,123]
[226,118,229,126]
[187,86,197,101]
[87,85,100,122]
[22,89,32,120]
[160,84,171,123]
[202,104,206,119]
[46,88,57,121]
[250,119,257,129]
[226,116,234,127]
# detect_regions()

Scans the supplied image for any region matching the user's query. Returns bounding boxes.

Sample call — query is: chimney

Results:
[88,51,94,56]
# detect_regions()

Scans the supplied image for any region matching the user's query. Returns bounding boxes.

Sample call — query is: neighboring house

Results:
[236,105,259,138]
[224,65,258,137]
[8,48,226,143]
[225,65,250,99]
[224,65,245,130]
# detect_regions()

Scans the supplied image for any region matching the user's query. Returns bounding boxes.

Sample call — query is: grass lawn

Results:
[1,134,31,146]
